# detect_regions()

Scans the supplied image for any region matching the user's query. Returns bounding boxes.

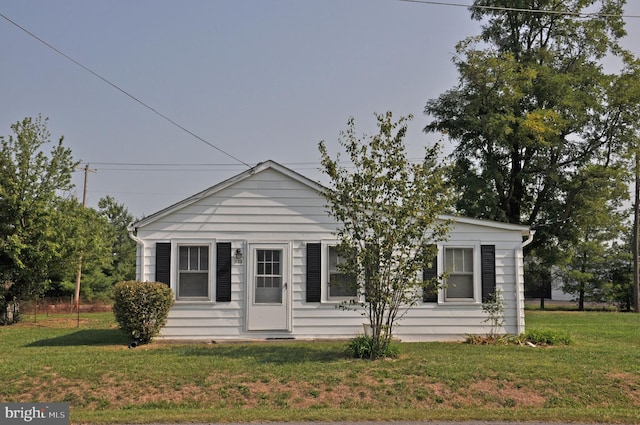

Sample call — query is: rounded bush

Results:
[113,281,174,344]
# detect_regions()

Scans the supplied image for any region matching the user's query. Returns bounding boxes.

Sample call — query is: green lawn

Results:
[1,311,639,424]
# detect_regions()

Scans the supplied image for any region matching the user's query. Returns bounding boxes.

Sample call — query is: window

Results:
[328,246,357,299]
[255,249,282,303]
[178,245,209,299]
[444,247,474,300]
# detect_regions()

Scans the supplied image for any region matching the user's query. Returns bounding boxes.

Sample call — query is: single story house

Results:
[128,160,534,341]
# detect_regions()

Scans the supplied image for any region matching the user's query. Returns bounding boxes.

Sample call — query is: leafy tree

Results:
[45,198,113,300]
[45,196,136,302]
[424,0,632,283]
[97,195,136,286]
[0,116,78,322]
[610,59,640,312]
[318,112,453,359]
[603,239,634,311]
[523,258,552,309]
[558,165,628,310]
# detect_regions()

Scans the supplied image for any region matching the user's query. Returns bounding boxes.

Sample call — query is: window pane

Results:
[200,246,209,271]
[329,246,339,271]
[445,248,474,273]
[462,248,473,272]
[445,249,454,271]
[446,275,473,298]
[179,246,188,270]
[255,249,282,303]
[329,273,357,297]
[453,249,462,272]
[272,277,281,288]
[328,246,356,298]
[179,272,208,297]
[187,247,197,270]
[255,287,281,303]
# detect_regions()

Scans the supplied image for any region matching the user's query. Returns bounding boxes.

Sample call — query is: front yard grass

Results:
[0,311,639,424]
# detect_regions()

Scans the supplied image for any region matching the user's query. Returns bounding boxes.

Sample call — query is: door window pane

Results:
[255,249,283,304]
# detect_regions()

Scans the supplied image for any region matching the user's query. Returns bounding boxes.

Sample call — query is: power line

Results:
[79,158,447,171]
[87,162,247,166]
[0,11,253,169]
[397,0,640,18]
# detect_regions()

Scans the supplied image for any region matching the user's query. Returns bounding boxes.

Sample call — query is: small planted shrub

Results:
[113,281,174,345]
[346,335,399,359]
[465,328,573,346]
[523,328,573,346]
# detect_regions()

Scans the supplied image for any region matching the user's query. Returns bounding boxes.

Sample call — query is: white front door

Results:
[246,243,290,331]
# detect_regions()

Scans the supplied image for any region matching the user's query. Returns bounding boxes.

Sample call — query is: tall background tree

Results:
[318,112,453,359]
[558,165,628,310]
[612,59,640,312]
[0,116,77,322]
[424,0,634,305]
[93,195,137,297]
[603,235,635,311]
[0,116,133,323]
[34,197,136,304]
[46,198,113,302]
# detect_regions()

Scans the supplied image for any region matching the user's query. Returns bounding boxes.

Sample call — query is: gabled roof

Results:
[131,160,325,229]
[440,214,531,236]
[130,159,532,239]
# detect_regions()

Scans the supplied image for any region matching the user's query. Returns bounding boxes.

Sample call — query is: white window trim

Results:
[440,242,482,304]
[321,240,361,303]
[171,239,215,303]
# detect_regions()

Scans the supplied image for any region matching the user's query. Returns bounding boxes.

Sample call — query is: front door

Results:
[246,243,290,331]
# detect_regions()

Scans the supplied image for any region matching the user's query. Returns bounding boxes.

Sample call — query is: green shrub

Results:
[465,329,573,346]
[112,281,174,344]
[523,328,573,345]
[346,335,399,359]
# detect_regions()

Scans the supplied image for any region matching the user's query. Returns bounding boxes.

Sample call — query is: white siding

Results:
[132,163,530,342]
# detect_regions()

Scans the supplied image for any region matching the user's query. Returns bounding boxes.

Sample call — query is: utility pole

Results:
[74,164,96,325]
[634,152,640,313]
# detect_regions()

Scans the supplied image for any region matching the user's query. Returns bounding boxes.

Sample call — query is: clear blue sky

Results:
[2,1,640,219]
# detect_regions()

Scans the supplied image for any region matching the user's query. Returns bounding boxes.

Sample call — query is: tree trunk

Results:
[579,288,585,311]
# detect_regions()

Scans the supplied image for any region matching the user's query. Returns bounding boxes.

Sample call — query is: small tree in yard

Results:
[482,289,505,338]
[318,112,453,359]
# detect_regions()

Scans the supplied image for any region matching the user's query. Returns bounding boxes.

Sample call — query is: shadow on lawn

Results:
[159,342,348,364]
[26,329,129,347]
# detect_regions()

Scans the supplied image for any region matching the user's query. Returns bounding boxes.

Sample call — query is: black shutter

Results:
[155,242,171,285]
[216,242,232,302]
[481,244,496,302]
[422,246,438,303]
[306,243,321,302]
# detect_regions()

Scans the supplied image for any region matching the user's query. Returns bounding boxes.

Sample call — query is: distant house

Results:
[128,160,534,341]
